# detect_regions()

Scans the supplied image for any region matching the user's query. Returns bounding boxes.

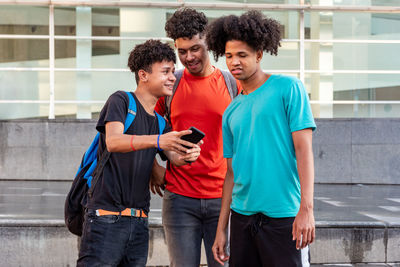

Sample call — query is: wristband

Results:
[157,134,163,151]
[130,135,136,151]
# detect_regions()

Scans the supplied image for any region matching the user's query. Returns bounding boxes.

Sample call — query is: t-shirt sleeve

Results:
[285,79,316,133]
[155,97,166,116]
[222,111,233,158]
[96,91,129,134]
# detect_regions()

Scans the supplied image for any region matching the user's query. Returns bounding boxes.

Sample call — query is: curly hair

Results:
[206,10,282,61]
[127,39,176,83]
[165,8,208,40]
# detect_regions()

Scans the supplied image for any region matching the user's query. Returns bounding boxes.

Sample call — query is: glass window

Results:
[0,103,49,120]
[55,71,133,101]
[0,71,49,100]
[54,103,104,119]
[315,0,400,6]
[0,39,49,66]
[55,40,143,69]
[305,42,400,70]
[0,6,49,35]
[310,103,400,118]
[306,73,400,118]
[305,12,400,40]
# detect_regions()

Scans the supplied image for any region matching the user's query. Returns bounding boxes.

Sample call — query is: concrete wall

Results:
[0,118,399,184]
[313,119,400,184]
[1,223,398,266]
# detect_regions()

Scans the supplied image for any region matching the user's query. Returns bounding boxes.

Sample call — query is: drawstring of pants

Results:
[250,213,264,237]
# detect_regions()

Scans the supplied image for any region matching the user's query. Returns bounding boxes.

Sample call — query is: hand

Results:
[149,173,165,197]
[212,230,229,266]
[158,130,197,154]
[150,178,165,197]
[292,207,315,249]
[149,160,166,197]
[179,142,202,163]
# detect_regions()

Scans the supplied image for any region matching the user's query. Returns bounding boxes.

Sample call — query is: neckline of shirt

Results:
[183,66,218,80]
[240,74,277,97]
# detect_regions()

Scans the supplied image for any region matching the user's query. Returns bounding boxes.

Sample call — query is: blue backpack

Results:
[64,91,166,236]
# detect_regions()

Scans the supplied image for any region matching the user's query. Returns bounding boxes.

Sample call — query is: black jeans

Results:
[229,210,309,267]
[77,210,149,267]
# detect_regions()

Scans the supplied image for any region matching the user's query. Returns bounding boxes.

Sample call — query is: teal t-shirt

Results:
[222,74,316,218]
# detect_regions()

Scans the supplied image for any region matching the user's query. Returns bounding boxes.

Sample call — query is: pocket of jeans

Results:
[92,215,120,224]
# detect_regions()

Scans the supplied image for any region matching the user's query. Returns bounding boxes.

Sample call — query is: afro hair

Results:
[206,10,282,61]
[165,8,208,40]
[127,39,176,83]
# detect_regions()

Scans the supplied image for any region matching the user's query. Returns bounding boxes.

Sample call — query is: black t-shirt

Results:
[87,91,170,213]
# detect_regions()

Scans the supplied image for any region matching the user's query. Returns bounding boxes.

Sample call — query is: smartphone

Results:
[181,126,205,148]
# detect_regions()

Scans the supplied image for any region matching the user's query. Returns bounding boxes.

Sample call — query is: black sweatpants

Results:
[229,210,309,267]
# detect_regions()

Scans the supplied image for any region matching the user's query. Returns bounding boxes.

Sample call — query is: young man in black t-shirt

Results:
[77,40,202,267]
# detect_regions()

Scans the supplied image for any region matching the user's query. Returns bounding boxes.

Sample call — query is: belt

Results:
[95,208,148,218]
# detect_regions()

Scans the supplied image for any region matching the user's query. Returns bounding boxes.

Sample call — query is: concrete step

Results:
[0,181,399,266]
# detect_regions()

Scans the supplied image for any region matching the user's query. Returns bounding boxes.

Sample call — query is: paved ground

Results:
[0,181,399,227]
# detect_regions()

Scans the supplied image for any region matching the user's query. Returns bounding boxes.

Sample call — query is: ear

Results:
[138,69,148,82]
[256,50,263,63]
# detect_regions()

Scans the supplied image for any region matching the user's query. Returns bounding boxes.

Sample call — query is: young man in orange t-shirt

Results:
[152,8,240,267]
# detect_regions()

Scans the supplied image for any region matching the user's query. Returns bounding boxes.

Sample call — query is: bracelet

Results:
[130,135,136,151]
[157,134,163,151]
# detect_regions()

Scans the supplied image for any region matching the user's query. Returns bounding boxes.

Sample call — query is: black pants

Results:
[229,210,308,267]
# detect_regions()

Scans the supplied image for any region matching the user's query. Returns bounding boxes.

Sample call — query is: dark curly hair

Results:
[127,39,176,84]
[206,10,282,61]
[165,8,208,40]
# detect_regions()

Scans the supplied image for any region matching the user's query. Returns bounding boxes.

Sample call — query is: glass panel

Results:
[0,6,49,35]
[55,71,133,101]
[309,0,400,6]
[0,71,49,100]
[262,41,299,70]
[55,71,134,118]
[55,7,120,36]
[306,73,400,118]
[55,7,76,36]
[0,39,49,66]
[54,103,104,119]
[305,12,400,40]
[311,103,400,118]
[0,103,49,120]
[305,42,400,70]
[55,40,135,69]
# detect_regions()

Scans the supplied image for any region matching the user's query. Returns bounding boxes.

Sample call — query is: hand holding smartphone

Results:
[180,126,205,149]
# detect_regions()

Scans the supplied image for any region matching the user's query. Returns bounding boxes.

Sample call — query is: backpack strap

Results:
[155,112,166,134]
[124,91,137,133]
[87,91,136,194]
[221,70,238,100]
[165,69,184,123]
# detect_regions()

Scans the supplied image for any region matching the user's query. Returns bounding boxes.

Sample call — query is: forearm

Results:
[107,134,157,153]
[216,161,234,233]
[295,144,314,210]
[151,159,166,179]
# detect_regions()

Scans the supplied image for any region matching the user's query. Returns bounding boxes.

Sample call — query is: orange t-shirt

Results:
[155,68,241,198]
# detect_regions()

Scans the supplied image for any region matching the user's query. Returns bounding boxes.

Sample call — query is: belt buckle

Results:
[131,208,139,217]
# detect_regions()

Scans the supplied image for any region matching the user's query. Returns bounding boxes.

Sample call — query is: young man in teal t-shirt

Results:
[207,11,316,266]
